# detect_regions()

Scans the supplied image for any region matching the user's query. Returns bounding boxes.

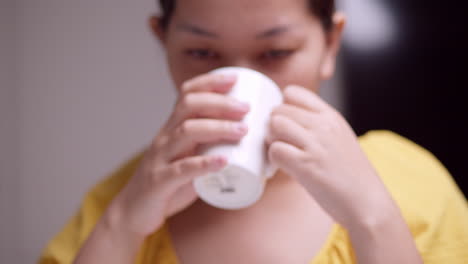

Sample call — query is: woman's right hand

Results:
[105,73,250,239]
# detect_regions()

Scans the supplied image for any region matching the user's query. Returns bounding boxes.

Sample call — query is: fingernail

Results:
[233,101,250,112]
[218,74,237,84]
[234,123,248,134]
[211,156,227,170]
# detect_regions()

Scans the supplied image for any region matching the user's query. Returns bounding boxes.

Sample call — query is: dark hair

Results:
[158,0,335,31]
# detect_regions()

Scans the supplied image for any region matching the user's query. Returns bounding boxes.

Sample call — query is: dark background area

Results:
[342,1,468,197]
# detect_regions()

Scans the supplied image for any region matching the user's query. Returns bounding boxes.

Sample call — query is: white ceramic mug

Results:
[193,67,283,210]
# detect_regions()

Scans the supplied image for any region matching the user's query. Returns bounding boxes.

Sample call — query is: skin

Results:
[160,0,338,91]
[74,0,423,263]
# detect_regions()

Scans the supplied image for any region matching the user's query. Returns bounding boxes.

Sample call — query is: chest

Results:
[167,198,333,264]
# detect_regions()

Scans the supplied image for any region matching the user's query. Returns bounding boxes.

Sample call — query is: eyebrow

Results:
[176,22,292,39]
[256,25,291,39]
[176,23,219,38]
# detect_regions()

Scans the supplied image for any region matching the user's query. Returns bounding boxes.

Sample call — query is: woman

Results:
[40,0,468,263]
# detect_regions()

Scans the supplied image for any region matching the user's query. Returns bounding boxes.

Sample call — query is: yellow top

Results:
[39,131,468,263]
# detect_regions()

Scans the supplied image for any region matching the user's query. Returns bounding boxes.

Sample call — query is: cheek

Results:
[271,49,323,92]
[166,49,185,89]
[166,49,210,91]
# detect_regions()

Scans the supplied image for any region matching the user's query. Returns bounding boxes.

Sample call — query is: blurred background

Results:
[1,0,466,263]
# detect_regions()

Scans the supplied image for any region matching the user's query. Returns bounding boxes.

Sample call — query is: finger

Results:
[167,119,248,160]
[170,92,250,128]
[271,104,318,129]
[161,155,227,194]
[268,141,306,177]
[181,72,237,94]
[283,85,330,112]
[166,182,198,217]
[268,115,309,150]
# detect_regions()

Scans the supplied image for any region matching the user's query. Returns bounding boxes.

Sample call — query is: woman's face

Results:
[151,0,344,93]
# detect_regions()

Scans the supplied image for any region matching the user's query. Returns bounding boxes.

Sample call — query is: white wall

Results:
[1,1,344,263]
[0,0,20,262]
[14,1,174,262]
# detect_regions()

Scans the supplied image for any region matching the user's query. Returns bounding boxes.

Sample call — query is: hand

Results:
[106,73,250,239]
[266,85,394,228]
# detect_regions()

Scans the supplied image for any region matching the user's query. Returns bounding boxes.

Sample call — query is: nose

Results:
[222,59,259,72]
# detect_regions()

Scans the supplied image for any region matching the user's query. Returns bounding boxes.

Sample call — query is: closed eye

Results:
[185,49,219,60]
[260,50,294,60]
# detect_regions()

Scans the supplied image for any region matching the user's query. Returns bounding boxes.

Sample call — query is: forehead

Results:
[171,0,314,30]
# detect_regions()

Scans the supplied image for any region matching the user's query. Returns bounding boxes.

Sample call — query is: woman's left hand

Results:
[266,85,395,229]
